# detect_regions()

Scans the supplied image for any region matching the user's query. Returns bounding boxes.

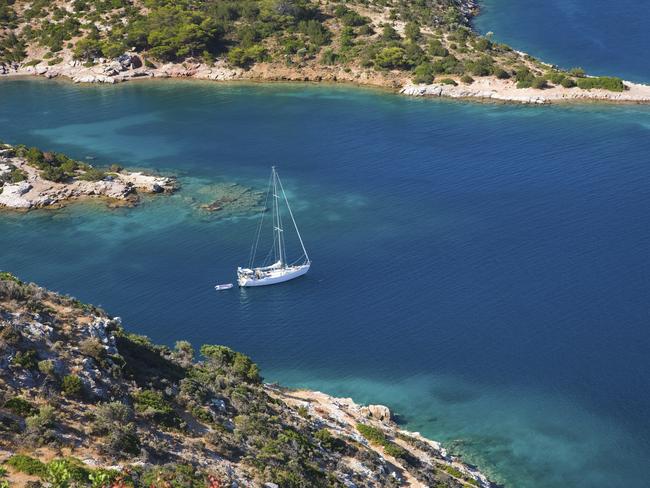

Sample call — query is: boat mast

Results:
[276,170,309,264]
[272,166,286,266]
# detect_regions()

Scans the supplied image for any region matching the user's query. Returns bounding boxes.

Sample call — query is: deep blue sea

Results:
[476,0,650,83]
[1,4,650,487]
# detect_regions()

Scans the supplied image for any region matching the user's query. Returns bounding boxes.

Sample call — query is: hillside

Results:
[0,272,494,487]
[1,0,648,103]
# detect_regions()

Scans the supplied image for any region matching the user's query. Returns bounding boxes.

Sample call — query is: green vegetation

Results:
[577,76,625,92]
[356,423,408,460]
[133,389,180,428]
[0,164,26,184]
[92,401,140,456]
[61,374,84,398]
[0,0,631,94]
[0,272,481,488]
[5,454,47,477]
[4,455,117,488]
[3,397,38,417]
[413,62,434,84]
[15,145,86,182]
[11,349,38,369]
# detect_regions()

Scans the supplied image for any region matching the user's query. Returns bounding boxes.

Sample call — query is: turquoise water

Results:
[1,79,649,487]
[476,0,650,83]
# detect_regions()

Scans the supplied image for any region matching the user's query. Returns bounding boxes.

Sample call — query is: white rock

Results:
[0,181,33,208]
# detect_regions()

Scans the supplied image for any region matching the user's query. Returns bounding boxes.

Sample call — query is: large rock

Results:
[0,181,33,208]
[360,404,392,422]
[117,53,142,69]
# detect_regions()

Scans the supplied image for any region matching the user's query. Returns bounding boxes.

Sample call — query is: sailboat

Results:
[237,167,310,287]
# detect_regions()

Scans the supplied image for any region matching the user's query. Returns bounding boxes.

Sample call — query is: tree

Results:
[404,22,420,41]
[375,47,406,69]
[72,38,102,61]
[381,24,400,41]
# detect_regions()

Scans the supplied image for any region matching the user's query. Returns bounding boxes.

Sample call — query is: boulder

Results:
[117,53,142,69]
[0,181,33,208]
[361,404,392,422]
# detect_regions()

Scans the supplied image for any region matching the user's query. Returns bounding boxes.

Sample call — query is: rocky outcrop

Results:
[360,403,393,422]
[0,181,35,208]
[0,144,176,210]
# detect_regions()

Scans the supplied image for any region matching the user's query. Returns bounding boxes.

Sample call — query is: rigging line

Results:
[249,171,273,269]
[276,172,309,262]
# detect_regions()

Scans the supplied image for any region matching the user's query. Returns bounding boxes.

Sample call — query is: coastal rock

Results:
[117,53,142,69]
[72,74,117,84]
[116,171,175,193]
[0,181,34,208]
[35,65,48,75]
[360,404,392,422]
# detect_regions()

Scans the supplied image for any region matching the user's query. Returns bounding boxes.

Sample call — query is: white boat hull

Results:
[238,263,310,287]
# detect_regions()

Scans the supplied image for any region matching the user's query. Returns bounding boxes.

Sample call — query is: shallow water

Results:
[1,79,649,487]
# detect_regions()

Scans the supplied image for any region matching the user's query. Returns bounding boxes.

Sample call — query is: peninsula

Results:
[0,272,494,487]
[0,0,649,104]
[0,143,175,210]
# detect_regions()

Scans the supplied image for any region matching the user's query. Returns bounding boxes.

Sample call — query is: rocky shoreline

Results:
[0,144,175,210]
[3,52,650,105]
[275,388,494,488]
[0,273,495,487]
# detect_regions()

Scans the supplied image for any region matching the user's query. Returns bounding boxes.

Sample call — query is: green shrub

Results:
[92,402,140,456]
[493,67,510,79]
[4,397,38,417]
[89,469,118,488]
[576,76,625,92]
[569,67,586,78]
[460,74,474,84]
[356,423,386,444]
[547,71,565,84]
[46,459,71,488]
[61,375,84,398]
[561,77,577,88]
[383,442,408,459]
[374,47,407,69]
[5,454,46,476]
[532,77,548,89]
[427,39,448,57]
[413,62,434,84]
[38,359,56,376]
[227,44,267,68]
[140,464,204,488]
[200,344,261,383]
[78,337,106,358]
[320,48,337,65]
[439,78,457,86]
[134,389,179,428]
[11,349,38,369]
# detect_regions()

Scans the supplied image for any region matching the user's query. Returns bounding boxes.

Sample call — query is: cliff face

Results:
[0,273,493,488]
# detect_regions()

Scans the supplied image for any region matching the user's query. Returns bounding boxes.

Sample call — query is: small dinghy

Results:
[214,283,233,291]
